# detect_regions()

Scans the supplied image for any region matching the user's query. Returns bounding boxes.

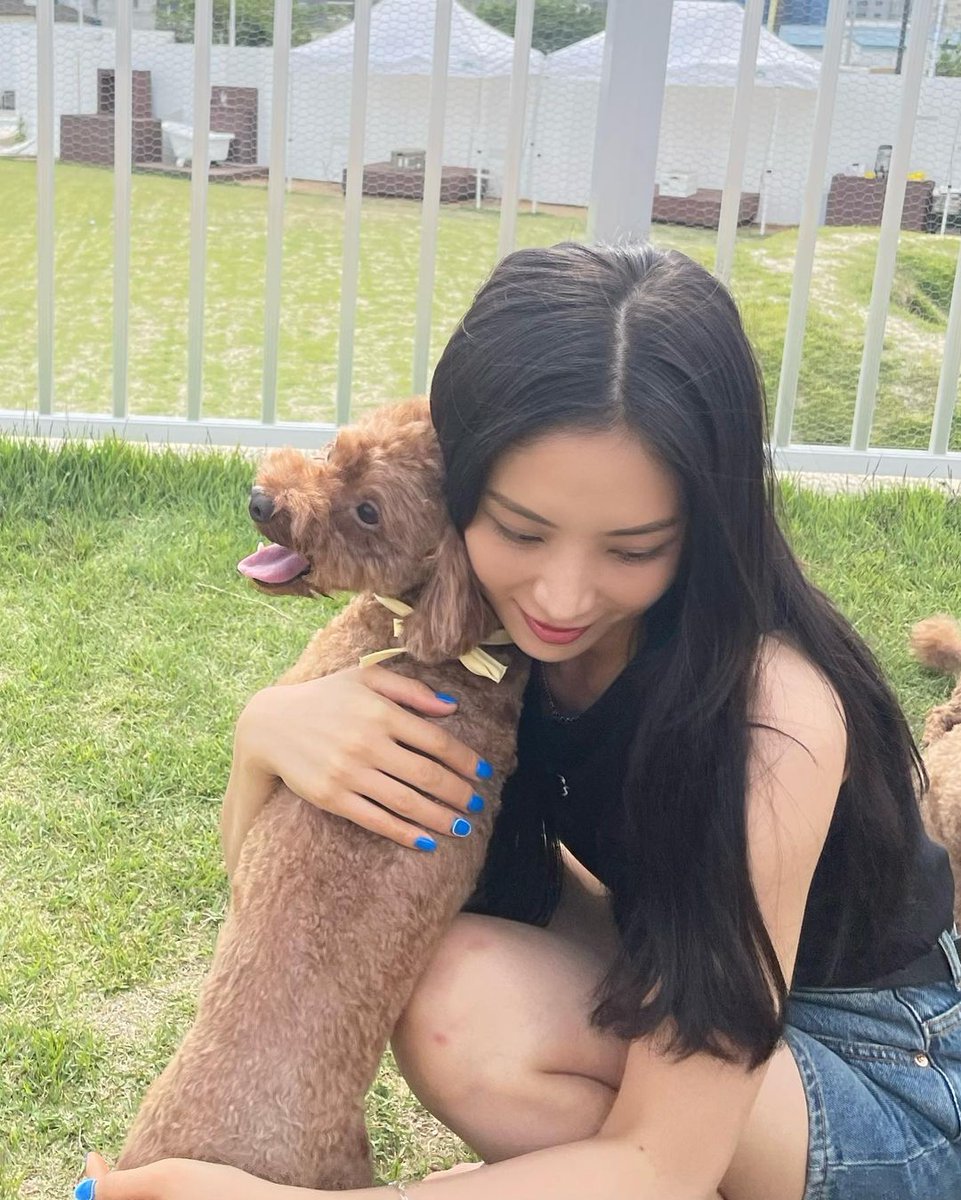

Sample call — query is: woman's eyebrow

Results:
[486,490,680,537]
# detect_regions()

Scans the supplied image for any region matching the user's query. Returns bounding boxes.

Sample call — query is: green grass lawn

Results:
[4,160,961,447]
[4,435,961,1197]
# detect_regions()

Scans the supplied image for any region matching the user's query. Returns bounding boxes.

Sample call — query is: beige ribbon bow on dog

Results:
[358,594,512,682]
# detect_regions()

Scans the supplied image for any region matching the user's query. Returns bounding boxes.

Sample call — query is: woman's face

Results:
[463,427,684,665]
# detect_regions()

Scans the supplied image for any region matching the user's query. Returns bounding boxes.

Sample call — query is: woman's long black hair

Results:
[430,242,925,1070]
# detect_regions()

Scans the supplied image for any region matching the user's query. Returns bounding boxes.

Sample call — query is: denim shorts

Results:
[784,930,961,1200]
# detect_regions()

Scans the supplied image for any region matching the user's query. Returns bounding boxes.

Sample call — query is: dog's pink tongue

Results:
[238,542,310,584]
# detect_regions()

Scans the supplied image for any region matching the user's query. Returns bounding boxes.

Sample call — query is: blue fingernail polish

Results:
[468,793,484,812]
[451,817,472,837]
[435,692,457,704]
[75,1179,95,1200]
[476,759,493,779]
[415,835,437,852]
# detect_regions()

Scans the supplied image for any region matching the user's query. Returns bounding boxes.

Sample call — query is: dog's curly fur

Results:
[117,398,530,1188]
[911,614,961,927]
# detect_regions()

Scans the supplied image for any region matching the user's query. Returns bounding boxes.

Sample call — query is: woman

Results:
[82,243,961,1200]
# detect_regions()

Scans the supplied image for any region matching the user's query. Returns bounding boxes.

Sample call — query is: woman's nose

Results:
[530,564,596,625]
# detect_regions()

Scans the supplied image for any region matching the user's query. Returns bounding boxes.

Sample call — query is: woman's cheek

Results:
[463,525,512,595]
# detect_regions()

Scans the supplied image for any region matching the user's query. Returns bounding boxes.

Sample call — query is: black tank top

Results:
[475,600,955,990]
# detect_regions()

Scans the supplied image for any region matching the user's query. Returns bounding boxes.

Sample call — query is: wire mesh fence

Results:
[5,0,961,469]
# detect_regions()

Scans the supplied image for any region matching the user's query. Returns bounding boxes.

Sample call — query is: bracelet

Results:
[388,1182,412,1200]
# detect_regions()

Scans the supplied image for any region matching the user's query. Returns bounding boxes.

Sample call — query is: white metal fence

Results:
[5,0,961,476]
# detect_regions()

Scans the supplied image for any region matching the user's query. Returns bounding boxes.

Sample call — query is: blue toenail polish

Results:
[468,793,484,812]
[476,759,493,780]
[415,835,437,852]
[451,818,472,837]
[435,692,457,704]
[75,1179,95,1200]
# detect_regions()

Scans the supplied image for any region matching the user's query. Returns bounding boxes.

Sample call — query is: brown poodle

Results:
[910,614,961,927]
[116,397,530,1188]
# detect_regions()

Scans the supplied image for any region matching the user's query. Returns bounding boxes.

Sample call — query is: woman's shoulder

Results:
[751,632,848,760]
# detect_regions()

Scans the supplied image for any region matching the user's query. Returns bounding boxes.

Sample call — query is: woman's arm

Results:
[83,1140,713,1200]
[220,715,277,883]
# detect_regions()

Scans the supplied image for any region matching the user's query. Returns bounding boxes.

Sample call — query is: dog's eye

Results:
[355,501,380,527]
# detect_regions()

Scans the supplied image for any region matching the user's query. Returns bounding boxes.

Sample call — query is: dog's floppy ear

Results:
[403,526,493,665]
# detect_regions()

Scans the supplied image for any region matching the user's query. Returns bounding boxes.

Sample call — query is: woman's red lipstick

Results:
[521,610,591,645]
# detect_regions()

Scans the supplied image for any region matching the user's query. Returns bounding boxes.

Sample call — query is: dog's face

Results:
[237,398,493,663]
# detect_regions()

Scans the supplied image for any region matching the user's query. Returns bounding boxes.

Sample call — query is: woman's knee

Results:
[392,913,526,1091]
[390,912,627,1158]
[391,910,625,1101]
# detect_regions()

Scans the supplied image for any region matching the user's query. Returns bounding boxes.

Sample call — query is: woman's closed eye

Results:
[490,519,670,564]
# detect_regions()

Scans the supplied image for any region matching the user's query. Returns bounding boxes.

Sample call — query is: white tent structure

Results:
[287,0,543,190]
[546,1,820,88]
[535,0,821,225]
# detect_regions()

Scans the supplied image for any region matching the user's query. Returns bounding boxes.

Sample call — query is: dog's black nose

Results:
[248,488,275,523]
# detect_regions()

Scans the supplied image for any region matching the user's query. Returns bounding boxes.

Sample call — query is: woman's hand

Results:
[78,1152,485,1198]
[227,665,491,859]
[77,1152,280,1200]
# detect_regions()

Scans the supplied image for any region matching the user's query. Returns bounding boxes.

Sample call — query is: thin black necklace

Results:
[538,661,583,723]
[538,619,643,725]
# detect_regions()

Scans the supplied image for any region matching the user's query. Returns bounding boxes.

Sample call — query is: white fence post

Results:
[587,0,671,245]
[772,0,848,448]
[261,0,293,426]
[36,0,55,416]
[336,0,372,428]
[113,0,133,421]
[930,242,961,455]
[715,0,763,286]
[187,0,214,423]
[850,0,935,451]
[496,0,535,263]
[412,0,453,396]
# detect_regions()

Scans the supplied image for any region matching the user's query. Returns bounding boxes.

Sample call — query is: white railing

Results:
[4,0,961,477]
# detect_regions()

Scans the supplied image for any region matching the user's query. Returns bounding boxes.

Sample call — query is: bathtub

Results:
[162,120,235,168]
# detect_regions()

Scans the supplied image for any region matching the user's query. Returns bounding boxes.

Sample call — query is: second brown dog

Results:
[911,613,961,928]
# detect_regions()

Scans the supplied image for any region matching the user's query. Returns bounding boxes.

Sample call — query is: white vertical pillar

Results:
[715,0,763,285]
[772,0,848,447]
[931,245,961,454]
[113,0,132,420]
[336,0,372,427]
[931,0,948,75]
[261,0,292,425]
[187,0,214,423]
[412,0,453,396]
[36,0,55,415]
[851,0,934,451]
[587,0,671,245]
[496,0,534,262]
